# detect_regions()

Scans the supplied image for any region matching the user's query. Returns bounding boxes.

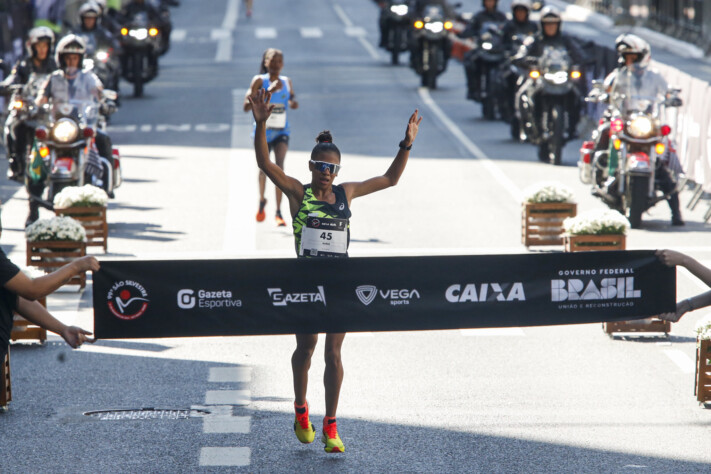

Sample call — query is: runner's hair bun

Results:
[316,130,333,144]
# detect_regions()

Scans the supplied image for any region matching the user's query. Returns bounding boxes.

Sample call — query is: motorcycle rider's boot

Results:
[25,202,40,228]
[669,194,685,226]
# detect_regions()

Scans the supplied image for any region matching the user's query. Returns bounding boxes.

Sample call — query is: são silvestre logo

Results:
[107,280,149,320]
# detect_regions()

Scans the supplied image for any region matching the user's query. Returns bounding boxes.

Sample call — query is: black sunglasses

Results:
[310,160,341,174]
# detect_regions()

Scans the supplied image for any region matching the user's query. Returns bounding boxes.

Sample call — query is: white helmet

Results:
[55,34,87,70]
[540,5,562,23]
[79,2,101,19]
[511,0,532,12]
[615,33,650,68]
[26,26,55,57]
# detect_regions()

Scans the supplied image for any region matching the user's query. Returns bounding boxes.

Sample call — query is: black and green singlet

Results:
[293,184,351,258]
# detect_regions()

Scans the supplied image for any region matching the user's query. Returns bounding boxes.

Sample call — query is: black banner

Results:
[93,251,675,339]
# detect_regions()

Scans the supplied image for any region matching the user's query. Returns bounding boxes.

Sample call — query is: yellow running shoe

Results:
[293,403,315,444]
[321,418,345,453]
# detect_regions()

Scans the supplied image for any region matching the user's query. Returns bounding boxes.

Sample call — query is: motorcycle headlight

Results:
[130,28,148,40]
[52,119,79,143]
[390,4,408,16]
[96,51,109,62]
[543,71,568,85]
[482,42,493,50]
[424,21,444,33]
[628,116,654,138]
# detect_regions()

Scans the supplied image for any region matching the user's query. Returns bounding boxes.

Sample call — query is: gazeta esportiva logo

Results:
[107,280,149,320]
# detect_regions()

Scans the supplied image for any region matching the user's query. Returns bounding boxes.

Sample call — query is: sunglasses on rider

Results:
[310,160,341,174]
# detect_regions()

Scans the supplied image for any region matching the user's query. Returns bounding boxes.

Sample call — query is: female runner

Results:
[244,48,298,226]
[248,88,421,453]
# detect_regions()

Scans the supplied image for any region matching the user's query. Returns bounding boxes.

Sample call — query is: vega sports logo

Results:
[355,285,420,306]
[107,280,149,320]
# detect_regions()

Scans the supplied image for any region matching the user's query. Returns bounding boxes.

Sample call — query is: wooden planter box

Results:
[26,240,87,289]
[1,349,10,410]
[696,339,711,404]
[603,318,671,335]
[54,206,108,252]
[521,202,577,246]
[11,297,47,343]
[563,234,626,252]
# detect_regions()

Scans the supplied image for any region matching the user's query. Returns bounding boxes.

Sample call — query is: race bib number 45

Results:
[300,216,348,257]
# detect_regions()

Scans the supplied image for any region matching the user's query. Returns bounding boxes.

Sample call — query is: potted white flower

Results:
[26,216,87,289]
[562,208,629,252]
[695,314,711,403]
[53,185,109,252]
[521,182,577,247]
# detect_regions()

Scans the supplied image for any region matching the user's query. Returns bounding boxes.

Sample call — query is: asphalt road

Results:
[1,0,710,472]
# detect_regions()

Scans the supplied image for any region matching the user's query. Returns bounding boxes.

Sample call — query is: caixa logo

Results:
[551,277,641,302]
[268,286,326,306]
[446,283,526,302]
[107,280,149,320]
[355,285,420,306]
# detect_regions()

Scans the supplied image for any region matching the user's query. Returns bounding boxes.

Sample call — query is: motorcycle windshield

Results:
[612,69,670,117]
[52,99,99,126]
[539,46,570,73]
[421,5,443,20]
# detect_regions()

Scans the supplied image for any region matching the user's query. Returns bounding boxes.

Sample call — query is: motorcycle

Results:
[465,22,506,120]
[495,32,535,127]
[2,73,50,179]
[119,12,161,97]
[77,32,121,94]
[580,82,682,228]
[514,45,582,165]
[28,94,121,208]
[381,2,411,65]
[411,5,453,89]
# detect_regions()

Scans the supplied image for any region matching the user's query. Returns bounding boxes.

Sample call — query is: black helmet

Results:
[55,34,86,70]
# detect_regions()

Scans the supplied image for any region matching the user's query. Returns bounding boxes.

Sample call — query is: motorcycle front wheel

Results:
[549,103,565,165]
[626,175,649,228]
[133,53,144,98]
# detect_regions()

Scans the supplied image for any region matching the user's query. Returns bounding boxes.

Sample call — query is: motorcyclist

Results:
[501,0,538,53]
[514,6,589,138]
[376,0,411,49]
[0,27,57,181]
[120,0,172,52]
[461,0,507,101]
[407,0,455,74]
[607,36,684,226]
[75,2,119,53]
[32,35,114,224]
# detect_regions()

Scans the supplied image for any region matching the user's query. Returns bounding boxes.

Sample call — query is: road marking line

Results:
[345,26,367,37]
[300,27,323,38]
[199,447,250,467]
[418,87,523,203]
[224,90,257,254]
[209,367,252,383]
[203,416,251,433]
[222,0,240,30]
[332,4,353,27]
[255,27,277,39]
[663,349,695,373]
[171,29,186,42]
[205,390,251,405]
[461,328,525,336]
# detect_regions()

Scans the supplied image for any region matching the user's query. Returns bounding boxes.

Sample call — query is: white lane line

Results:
[418,87,523,203]
[332,4,353,27]
[300,27,323,38]
[209,367,252,383]
[205,390,251,405]
[663,349,695,374]
[255,27,277,39]
[345,26,367,37]
[461,328,525,336]
[171,29,186,42]
[224,90,257,254]
[332,3,381,60]
[222,0,240,30]
[203,416,251,434]
[199,447,250,467]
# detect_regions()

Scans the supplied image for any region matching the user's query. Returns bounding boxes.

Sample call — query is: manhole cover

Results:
[84,408,210,420]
